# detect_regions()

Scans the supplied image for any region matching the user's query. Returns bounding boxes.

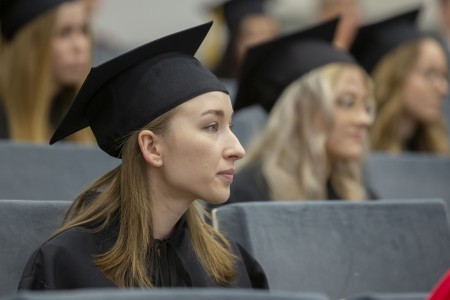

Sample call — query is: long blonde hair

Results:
[239,63,373,201]
[55,109,236,288]
[0,6,92,143]
[370,38,450,154]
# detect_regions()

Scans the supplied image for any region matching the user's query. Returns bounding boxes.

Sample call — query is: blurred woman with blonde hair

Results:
[227,19,375,203]
[351,8,450,155]
[0,0,92,142]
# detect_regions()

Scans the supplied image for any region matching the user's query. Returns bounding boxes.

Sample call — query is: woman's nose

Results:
[225,132,245,161]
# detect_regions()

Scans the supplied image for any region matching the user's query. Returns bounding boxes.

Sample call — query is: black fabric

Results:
[234,18,356,113]
[350,8,423,73]
[403,134,421,152]
[326,180,342,200]
[17,215,268,290]
[0,0,74,40]
[0,101,8,139]
[227,163,270,204]
[227,163,376,203]
[50,22,228,158]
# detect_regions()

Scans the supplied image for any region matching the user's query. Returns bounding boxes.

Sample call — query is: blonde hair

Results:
[239,63,373,201]
[370,39,450,154]
[0,6,92,143]
[55,109,236,288]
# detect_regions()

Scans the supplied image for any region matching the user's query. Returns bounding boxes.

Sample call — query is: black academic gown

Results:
[227,163,271,204]
[227,163,377,203]
[227,163,350,203]
[0,101,9,139]
[18,215,268,290]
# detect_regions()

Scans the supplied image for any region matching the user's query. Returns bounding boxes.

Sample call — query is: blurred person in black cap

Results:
[82,0,127,65]
[0,0,92,142]
[17,21,268,290]
[351,8,450,155]
[213,0,279,79]
[316,0,363,50]
[224,18,375,204]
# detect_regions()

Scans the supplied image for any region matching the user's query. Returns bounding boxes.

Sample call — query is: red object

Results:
[429,269,450,300]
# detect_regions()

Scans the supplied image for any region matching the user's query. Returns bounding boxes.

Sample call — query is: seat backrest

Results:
[213,200,450,299]
[0,141,119,200]
[442,94,450,142]
[3,288,329,300]
[364,153,450,208]
[348,293,427,300]
[0,200,71,296]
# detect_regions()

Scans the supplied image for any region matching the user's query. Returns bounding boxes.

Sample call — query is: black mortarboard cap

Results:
[234,18,356,112]
[50,21,228,158]
[350,8,422,73]
[222,0,266,33]
[0,0,74,40]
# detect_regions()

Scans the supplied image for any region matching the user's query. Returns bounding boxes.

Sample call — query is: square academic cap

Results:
[0,0,74,40]
[350,8,423,73]
[221,0,267,33]
[234,18,356,113]
[50,21,228,158]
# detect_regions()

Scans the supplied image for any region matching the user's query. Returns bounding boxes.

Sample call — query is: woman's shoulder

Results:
[28,227,99,264]
[19,227,115,290]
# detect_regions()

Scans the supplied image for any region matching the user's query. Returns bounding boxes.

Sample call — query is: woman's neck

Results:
[151,197,190,240]
[149,172,193,240]
[398,112,418,142]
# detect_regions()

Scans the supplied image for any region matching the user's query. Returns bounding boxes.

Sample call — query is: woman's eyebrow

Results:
[201,109,225,117]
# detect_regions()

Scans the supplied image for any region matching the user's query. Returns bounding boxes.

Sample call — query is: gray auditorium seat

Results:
[442,94,450,142]
[1,288,329,300]
[212,200,450,299]
[348,293,427,300]
[364,153,450,208]
[0,141,119,200]
[0,200,71,297]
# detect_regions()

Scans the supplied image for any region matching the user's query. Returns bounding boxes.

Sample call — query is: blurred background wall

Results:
[90,0,437,65]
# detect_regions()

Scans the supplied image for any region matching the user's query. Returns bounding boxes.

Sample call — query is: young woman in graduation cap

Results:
[17,22,268,290]
[351,8,450,155]
[225,18,375,203]
[0,0,92,142]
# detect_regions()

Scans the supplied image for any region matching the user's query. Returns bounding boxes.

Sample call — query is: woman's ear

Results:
[138,130,163,167]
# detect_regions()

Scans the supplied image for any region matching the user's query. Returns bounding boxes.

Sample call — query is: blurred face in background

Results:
[235,14,279,68]
[439,0,450,32]
[51,0,91,89]
[401,38,448,123]
[326,67,372,161]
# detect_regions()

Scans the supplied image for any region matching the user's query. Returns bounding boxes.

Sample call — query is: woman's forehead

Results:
[175,91,233,115]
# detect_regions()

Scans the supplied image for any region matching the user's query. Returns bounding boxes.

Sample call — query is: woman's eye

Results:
[57,27,72,38]
[205,123,219,132]
[337,95,355,108]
